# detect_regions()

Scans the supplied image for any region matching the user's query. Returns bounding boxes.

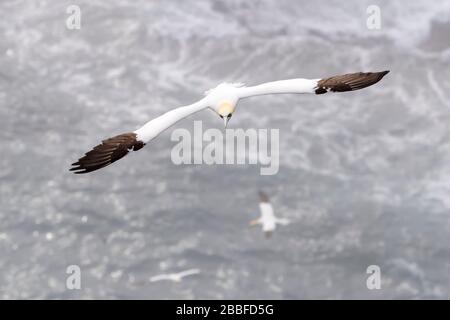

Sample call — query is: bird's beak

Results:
[223,116,229,129]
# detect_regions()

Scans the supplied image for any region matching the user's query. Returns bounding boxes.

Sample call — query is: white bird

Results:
[149,268,200,283]
[70,71,389,173]
[250,191,290,238]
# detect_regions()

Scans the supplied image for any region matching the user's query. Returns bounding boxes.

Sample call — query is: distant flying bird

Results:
[250,191,290,238]
[70,71,389,174]
[149,269,200,283]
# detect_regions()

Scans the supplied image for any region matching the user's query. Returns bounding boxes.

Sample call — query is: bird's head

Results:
[216,101,235,128]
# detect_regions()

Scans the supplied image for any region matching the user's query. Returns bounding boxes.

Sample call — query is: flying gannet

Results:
[149,268,200,283]
[250,191,290,238]
[70,71,389,173]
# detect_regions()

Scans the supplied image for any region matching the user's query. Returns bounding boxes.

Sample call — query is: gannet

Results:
[149,269,200,283]
[250,191,290,238]
[70,71,389,173]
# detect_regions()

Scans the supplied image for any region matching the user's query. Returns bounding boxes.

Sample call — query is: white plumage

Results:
[149,268,200,283]
[71,71,389,174]
[135,79,320,144]
[250,191,290,238]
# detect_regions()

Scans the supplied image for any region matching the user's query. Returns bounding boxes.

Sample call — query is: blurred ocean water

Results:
[0,0,450,299]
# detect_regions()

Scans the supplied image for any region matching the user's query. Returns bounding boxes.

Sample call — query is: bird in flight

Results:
[149,269,200,283]
[250,191,290,238]
[70,71,389,174]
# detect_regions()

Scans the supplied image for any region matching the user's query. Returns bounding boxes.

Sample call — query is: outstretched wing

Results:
[70,99,209,174]
[149,274,171,282]
[237,70,389,97]
[177,269,200,278]
[275,217,290,226]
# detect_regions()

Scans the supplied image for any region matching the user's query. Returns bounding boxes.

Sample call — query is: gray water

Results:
[1,0,450,299]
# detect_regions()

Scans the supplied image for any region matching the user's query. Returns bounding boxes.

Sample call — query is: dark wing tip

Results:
[315,70,390,94]
[374,70,390,80]
[70,132,145,174]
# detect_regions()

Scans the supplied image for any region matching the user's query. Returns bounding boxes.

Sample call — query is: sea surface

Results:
[1,0,450,299]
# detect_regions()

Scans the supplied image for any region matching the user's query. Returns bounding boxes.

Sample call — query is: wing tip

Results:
[316,69,390,94]
[378,70,390,78]
[70,132,144,175]
[371,69,390,85]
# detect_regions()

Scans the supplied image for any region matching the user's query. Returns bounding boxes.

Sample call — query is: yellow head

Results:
[217,101,235,128]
